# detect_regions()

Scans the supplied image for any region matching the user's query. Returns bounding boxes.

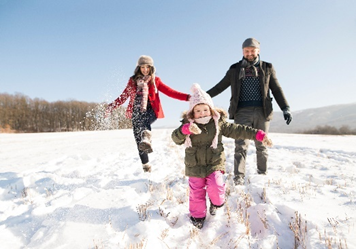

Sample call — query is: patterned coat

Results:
[108,76,190,119]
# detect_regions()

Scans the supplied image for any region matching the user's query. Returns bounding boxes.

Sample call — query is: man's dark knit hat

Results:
[242,38,260,49]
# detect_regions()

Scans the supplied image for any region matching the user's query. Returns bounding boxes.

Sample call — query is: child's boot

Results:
[139,130,153,153]
[190,216,205,229]
[209,200,224,215]
[209,203,217,215]
[142,163,151,172]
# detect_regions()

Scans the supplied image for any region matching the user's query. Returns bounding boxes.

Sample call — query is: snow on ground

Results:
[0,129,355,249]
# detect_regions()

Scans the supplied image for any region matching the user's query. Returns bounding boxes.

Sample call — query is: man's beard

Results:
[245,55,257,62]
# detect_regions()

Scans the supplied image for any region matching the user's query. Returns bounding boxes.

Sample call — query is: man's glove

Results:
[282,107,292,125]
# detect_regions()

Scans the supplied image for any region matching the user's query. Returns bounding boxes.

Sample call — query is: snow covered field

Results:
[0,129,355,249]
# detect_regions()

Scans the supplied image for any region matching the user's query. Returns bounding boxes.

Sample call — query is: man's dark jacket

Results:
[207,60,289,121]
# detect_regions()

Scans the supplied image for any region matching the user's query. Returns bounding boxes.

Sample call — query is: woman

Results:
[106,55,190,172]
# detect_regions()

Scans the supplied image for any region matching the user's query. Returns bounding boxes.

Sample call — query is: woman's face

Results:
[193,104,211,119]
[140,65,151,76]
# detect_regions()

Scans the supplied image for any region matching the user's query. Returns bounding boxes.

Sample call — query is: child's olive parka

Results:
[171,108,259,178]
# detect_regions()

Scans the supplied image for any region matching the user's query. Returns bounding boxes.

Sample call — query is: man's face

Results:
[243,47,260,62]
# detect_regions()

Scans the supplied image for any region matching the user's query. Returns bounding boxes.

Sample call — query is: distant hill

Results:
[269,103,356,133]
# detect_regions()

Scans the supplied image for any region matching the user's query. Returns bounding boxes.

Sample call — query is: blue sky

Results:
[1,0,356,127]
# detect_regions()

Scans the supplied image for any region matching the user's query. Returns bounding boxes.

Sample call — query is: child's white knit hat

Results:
[187,83,215,116]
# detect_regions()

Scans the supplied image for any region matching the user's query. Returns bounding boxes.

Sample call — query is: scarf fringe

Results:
[152,75,158,93]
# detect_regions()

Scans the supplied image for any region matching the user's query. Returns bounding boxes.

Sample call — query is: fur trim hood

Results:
[180,107,228,123]
[180,107,227,149]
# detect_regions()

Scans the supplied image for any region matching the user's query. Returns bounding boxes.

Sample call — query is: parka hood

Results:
[181,107,228,123]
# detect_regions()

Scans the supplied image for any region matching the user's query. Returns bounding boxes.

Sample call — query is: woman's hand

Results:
[104,105,113,118]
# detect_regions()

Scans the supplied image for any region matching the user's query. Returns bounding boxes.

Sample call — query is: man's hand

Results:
[282,107,292,125]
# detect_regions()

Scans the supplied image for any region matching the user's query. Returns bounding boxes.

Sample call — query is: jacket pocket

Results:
[265,72,271,83]
[185,147,198,167]
[265,95,273,120]
[208,146,224,165]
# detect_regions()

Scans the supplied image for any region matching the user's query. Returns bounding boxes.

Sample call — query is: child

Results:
[171,83,272,229]
[106,55,190,172]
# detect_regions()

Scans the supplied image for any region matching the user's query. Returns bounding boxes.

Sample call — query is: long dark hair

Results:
[132,65,155,83]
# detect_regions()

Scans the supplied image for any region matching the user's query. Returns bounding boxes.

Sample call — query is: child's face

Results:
[140,65,150,76]
[193,104,211,119]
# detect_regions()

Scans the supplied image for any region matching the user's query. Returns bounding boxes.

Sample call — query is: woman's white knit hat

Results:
[185,83,220,149]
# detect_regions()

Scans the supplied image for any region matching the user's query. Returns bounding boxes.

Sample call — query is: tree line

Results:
[0,93,131,133]
[2,93,355,135]
[301,125,356,135]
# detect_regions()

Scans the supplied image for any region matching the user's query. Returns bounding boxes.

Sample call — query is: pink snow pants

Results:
[189,171,225,218]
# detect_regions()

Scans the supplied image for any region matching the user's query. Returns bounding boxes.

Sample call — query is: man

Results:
[206,38,292,185]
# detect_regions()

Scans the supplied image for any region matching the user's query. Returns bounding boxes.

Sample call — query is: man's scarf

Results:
[239,55,260,80]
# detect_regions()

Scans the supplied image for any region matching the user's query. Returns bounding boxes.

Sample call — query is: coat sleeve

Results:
[206,67,234,98]
[107,79,133,110]
[156,77,190,101]
[220,120,258,140]
[171,124,187,145]
[268,64,290,110]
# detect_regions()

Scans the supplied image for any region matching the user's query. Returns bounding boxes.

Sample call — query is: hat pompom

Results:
[188,83,214,113]
[190,83,201,93]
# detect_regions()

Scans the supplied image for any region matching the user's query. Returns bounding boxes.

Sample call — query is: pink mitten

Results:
[181,123,192,135]
[256,130,273,147]
[181,123,201,135]
[255,130,266,141]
